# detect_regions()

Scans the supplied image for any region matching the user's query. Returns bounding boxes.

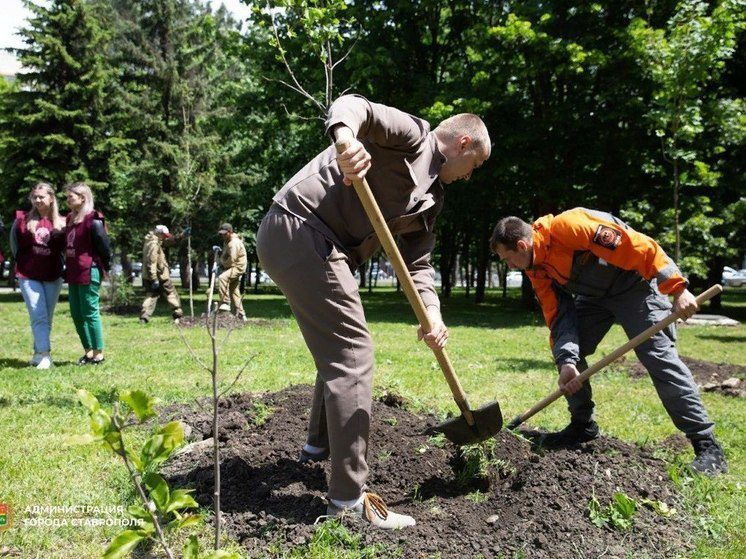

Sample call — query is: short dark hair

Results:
[490,216,532,252]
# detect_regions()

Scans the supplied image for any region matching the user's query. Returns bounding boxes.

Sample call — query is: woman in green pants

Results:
[64,183,112,365]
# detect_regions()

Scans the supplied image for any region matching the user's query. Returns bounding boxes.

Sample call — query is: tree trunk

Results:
[673,157,681,262]
[367,257,374,294]
[254,261,263,294]
[439,229,456,299]
[520,271,536,310]
[187,234,194,317]
[705,257,724,310]
[179,246,190,289]
[499,262,508,298]
[462,236,471,298]
[475,233,489,304]
[191,254,201,290]
[121,252,134,283]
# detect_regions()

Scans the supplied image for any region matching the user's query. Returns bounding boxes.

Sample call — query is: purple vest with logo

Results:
[65,211,104,285]
[15,210,64,281]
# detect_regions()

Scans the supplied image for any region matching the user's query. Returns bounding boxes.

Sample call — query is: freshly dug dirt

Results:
[162,385,694,559]
[623,355,745,398]
[177,314,247,329]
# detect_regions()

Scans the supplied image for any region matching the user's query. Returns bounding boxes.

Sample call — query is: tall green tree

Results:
[0,0,115,208]
[628,0,745,264]
[101,0,242,270]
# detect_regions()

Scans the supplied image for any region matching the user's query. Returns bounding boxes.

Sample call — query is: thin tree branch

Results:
[266,96,322,121]
[325,41,332,108]
[218,321,236,353]
[175,322,213,374]
[266,1,325,114]
[218,355,256,399]
[261,75,315,101]
[331,37,358,70]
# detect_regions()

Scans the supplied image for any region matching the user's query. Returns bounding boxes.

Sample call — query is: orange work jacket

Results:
[526,208,687,364]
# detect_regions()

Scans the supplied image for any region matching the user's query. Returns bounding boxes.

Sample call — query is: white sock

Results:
[330,493,364,509]
[303,444,327,455]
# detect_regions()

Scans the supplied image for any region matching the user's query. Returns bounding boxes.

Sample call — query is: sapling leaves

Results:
[183,535,242,559]
[77,389,100,413]
[143,473,171,515]
[166,489,200,514]
[102,529,147,559]
[120,390,158,422]
[141,421,185,469]
[76,390,199,559]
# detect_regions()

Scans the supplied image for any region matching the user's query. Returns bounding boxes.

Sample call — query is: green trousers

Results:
[68,266,105,351]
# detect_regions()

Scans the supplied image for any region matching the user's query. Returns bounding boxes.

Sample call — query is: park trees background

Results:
[1,0,743,304]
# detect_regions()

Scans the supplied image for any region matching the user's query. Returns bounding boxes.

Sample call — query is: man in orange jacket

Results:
[491,208,727,475]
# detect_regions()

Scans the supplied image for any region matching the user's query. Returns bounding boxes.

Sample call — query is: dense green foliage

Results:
[1,0,744,298]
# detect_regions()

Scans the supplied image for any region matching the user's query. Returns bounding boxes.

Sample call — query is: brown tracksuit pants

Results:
[257,206,372,501]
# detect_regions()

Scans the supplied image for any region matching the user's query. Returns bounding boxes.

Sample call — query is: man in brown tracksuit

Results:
[140,224,184,323]
[217,223,247,320]
[256,94,490,528]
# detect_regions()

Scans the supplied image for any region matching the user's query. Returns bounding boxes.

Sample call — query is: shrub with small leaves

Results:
[73,389,202,559]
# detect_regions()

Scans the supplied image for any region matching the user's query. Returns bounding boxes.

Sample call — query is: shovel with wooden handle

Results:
[335,139,503,445]
[507,284,723,430]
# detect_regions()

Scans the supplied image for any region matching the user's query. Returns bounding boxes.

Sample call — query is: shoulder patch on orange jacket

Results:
[592,224,622,250]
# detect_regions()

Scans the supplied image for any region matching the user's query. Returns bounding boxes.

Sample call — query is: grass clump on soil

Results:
[268,520,393,559]
[588,491,638,531]
[456,438,517,489]
[247,401,274,427]
[1,287,745,557]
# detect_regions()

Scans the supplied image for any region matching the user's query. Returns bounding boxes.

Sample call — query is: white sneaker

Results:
[36,356,53,370]
[30,352,43,366]
[218,303,231,312]
[326,492,416,530]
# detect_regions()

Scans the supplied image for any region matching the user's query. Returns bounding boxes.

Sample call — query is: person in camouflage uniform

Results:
[140,225,184,323]
[217,223,247,320]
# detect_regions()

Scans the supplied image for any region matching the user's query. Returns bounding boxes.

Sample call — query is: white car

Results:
[505,270,523,288]
[722,266,738,282]
[723,269,746,288]
[250,271,273,284]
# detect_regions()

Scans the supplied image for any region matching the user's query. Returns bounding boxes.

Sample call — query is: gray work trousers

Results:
[256,206,372,500]
[567,282,714,438]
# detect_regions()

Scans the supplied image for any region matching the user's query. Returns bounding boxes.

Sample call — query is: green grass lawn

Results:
[1,285,744,558]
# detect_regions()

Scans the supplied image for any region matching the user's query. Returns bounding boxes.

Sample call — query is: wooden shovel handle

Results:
[508,284,723,429]
[335,139,475,425]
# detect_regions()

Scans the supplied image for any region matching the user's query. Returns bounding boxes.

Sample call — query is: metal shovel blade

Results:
[428,401,504,445]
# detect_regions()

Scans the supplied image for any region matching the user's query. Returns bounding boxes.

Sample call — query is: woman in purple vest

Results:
[64,182,111,365]
[10,183,66,369]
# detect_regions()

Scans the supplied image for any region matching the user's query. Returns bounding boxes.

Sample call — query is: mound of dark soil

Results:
[162,385,694,559]
[623,355,745,398]
[177,314,247,329]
